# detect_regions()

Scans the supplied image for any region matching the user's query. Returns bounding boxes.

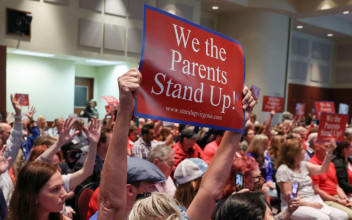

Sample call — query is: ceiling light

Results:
[343,11,349,14]
[11,50,55,58]
[212,6,219,10]
[327,33,333,37]
[85,59,119,65]
[297,25,303,29]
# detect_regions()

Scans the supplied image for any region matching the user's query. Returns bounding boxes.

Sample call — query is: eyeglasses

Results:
[251,175,265,184]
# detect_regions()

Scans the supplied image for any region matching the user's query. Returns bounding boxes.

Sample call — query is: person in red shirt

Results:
[203,130,224,161]
[127,125,139,156]
[172,128,210,171]
[309,140,352,218]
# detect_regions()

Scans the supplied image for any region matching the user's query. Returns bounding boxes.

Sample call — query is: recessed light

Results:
[11,50,55,58]
[212,6,219,10]
[343,11,350,14]
[85,59,119,65]
[297,25,303,29]
[327,33,333,37]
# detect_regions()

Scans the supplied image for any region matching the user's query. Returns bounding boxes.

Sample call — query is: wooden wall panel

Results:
[0,46,6,122]
[288,83,352,119]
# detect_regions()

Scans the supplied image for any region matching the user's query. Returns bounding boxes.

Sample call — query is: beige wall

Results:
[0,0,201,63]
[217,11,290,123]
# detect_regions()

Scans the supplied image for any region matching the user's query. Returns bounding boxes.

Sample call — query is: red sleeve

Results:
[86,187,99,220]
[203,146,215,161]
[310,174,320,186]
[196,145,210,164]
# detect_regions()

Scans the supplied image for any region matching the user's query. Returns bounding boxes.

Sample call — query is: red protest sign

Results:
[315,101,335,120]
[135,5,245,132]
[105,104,115,113]
[250,85,260,101]
[317,113,347,142]
[262,96,284,113]
[102,96,118,105]
[295,103,305,116]
[14,93,29,106]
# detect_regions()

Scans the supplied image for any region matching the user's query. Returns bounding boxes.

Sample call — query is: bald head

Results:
[0,123,11,144]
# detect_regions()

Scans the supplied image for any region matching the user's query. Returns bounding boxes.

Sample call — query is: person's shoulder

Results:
[194,143,203,150]
[308,155,319,164]
[277,164,290,173]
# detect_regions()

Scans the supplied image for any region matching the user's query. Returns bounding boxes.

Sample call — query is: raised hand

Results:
[0,145,11,174]
[26,106,37,121]
[270,110,275,117]
[57,117,78,146]
[83,118,101,145]
[10,94,22,116]
[242,86,256,112]
[117,68,142,114]
[327,139,337,155]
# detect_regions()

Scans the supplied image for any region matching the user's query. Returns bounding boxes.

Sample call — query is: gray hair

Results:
[307,133,318,147]
[147,144,174,162]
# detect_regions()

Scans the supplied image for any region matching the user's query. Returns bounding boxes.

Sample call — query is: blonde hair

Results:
[246,134,269,165]
[128,192,181,220]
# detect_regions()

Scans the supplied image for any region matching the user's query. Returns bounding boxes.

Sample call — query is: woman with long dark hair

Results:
[7,161,68,220]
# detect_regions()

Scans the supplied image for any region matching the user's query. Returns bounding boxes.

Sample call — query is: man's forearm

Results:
[98,108,131,218]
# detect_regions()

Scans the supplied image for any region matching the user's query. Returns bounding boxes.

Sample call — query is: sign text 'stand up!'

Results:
[135,5,245,132]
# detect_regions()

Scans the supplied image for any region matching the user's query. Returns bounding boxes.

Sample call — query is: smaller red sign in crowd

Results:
[295,103,305,116]
[317,113,348,142]
[315,101,335,120]
[102,96,119,105]
[262,96,284,113]
[14,93,29,106]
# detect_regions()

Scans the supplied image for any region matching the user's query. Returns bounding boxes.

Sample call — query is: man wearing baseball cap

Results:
[87,157,165,219]
[172,128,210,172]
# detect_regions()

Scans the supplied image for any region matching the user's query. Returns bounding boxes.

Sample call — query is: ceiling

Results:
[200,0,352,40]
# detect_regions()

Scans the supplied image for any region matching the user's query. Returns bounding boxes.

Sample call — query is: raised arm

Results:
[262,110,275,137]
[68,118,100,191]
[36,117,78,162]
[187,86,256,220]
[4,94,23,168]
[306,140,336,175]
[0,146,11,175]
[98,68,141,220]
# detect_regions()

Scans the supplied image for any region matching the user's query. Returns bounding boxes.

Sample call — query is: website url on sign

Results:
[165,107,222,120]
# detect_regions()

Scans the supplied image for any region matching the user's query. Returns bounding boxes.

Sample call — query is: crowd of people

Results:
[0,68,352,220]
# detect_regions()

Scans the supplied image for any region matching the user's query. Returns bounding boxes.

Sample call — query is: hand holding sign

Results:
[242,86,255,111]
[326,139,337,155]
[10,94,22,116]
[250,85,260,101]
[118,68,142,114]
